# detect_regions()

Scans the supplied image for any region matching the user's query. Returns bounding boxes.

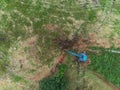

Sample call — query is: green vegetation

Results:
[0,58,8,75]
[39,75,68,90]
[0,41,9,74]
[88,47,120,87]
[39,64,68,90]
[112,20,120,37]
[0,0,120,89]
[11,74,26,82]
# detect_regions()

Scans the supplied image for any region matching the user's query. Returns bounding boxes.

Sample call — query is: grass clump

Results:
[11,74,26,83]
[0,45,9,75]
[0,59,8,75]
[12,75,23,82]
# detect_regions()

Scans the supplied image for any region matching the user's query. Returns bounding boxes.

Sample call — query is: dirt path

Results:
[29,55,65,81]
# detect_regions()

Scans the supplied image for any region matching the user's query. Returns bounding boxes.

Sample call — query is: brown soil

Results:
[88,32,120,48]
[30,55,66,81]
[29,66,51,81]
[88,33,110,48]
[74,36,88,52]
[9,35,43,79]
[43,24,62,32]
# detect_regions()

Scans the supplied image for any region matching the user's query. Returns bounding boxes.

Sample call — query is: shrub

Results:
[39,64,68,90]
[39,75,68,90]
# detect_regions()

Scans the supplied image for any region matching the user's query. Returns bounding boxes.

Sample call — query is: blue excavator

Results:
[66,50,87,62]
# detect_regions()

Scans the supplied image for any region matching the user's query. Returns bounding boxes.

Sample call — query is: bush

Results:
[39,75,68,90]
[39,64,68,90]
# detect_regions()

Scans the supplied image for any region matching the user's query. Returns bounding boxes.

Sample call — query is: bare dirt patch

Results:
[29,66,51,81]
[8,35,52,86]
[88,33,111,48]
[30,55,66,81]
[0,78,25,90]
[43,24,62,32]
[89,32,120,48]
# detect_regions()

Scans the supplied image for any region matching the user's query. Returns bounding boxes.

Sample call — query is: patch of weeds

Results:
[88,47,120,87]
[24,47,30,52]
[0,15,30,42]
[87,10,97,22]
[0,32,11,49]
[11,74,26,83]
[112,20,120,37]
[99,0,107,7]
[11,0,34,17]
[0,0,7,10]
[0,46,9,75]
[111,0,120,14]
[0,59,9,75]
[72,8,87,20]
[0,31,11,75]
[28,69,36,74]
[0,14,8,30]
